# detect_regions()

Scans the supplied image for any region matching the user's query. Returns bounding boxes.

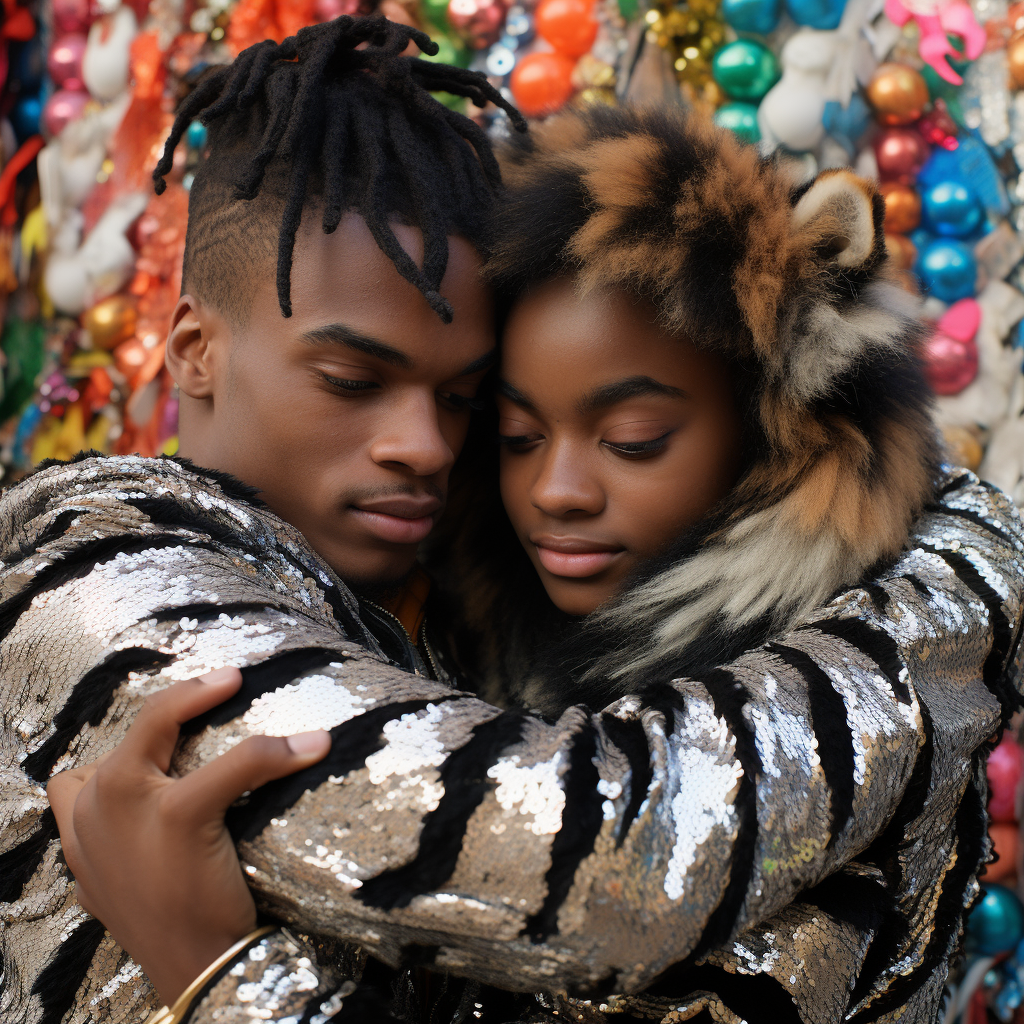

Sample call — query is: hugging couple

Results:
[3,14,1024,1024]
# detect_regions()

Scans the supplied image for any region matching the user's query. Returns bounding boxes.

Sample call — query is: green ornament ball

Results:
[422,33,471,69]
[711,40,780,103]
[422,0,451,31]
[714,102,761,144]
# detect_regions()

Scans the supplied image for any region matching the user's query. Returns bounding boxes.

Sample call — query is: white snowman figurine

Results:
[758,29,839,154]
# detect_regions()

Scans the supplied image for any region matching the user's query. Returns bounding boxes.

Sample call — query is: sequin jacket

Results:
[1,455,1022,1024]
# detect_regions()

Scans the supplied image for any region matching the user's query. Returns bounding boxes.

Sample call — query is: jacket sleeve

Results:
[181,469,1024,1017]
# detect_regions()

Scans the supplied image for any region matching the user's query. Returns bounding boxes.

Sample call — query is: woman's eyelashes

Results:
[497,429,674,458]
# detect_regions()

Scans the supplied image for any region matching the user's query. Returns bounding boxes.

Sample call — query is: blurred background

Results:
[2,0,1024,1018]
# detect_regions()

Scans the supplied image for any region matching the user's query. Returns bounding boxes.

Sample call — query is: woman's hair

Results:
[156,14,526,324]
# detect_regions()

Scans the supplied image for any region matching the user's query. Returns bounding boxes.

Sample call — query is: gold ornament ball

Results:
[82,295,138,351]
[866,63,929,125]
[880,181,921,234]
[942,425,983,471]
[1008,31,1024,89]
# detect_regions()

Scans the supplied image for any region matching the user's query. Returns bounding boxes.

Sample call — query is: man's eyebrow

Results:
[496,379,536,410]
[455,349,498,376]
[302,324,412,368]
[577,375,688,414]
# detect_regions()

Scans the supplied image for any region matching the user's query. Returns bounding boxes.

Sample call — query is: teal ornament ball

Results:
[966,884,1024,956]
[712,40,780,102]
[922,180,982,238]
[917,239,977,302]
[714,102,761,144]
[722,0,782,35]
[785,0,846,29]
[186,119,208,150]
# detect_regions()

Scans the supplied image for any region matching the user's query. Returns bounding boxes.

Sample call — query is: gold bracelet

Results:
[143,925,276,1024]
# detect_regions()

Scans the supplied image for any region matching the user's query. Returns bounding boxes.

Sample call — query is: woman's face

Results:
[498,277,746,616]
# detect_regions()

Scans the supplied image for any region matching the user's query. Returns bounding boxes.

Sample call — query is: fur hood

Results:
[439,104,941,715]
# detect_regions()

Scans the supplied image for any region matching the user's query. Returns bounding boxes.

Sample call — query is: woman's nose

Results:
[530,443,605,517]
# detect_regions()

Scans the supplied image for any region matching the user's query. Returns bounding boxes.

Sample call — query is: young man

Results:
[5,16,1024,1024]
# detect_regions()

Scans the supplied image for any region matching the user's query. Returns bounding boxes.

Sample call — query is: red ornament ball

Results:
[535,0,598,56]
[988,733,1024,823]
[510,51,576,117]
[52,0,92,34]
[983,822,1020,882]
[874,128,930,184]
[923,329,978,395]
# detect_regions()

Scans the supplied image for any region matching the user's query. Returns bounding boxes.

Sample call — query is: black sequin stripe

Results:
[124,494,376,651]
[296,982,346,1024]
[848,761,988,1023]
[32,917,106,1024]
[767,643,856,846]
[863,582,892,615]
[180,646,347,736]
[807,617,912,705]
[0,531,225,644]
[798,868,903,937]
[919,543,1020,718]
[864,693,934,887]
[904,573,932,600]
[0,808,57,903]
[523,723,605,942]
[22,648,174,783]
[687,668,762,959]
[356,711,528,910]
[226,699,447,842]
[937,472,971,497]
[644,962,802,1024]
[928,502,1018,549]
[598,713,653,848]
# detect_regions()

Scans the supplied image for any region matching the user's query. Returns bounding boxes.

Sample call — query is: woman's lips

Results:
[531,536,624,578]
[350,497,441,545]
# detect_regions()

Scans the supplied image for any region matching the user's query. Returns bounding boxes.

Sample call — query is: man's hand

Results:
[47,667,331,1006]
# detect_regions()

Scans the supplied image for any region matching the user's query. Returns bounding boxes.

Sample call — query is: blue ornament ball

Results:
[917,239,977,302]
[785,0,846,29]
[186,119,208,150]
[922,180,982,238]
[967,884,1024,956]
[11,95,42,141]
[722,0,782,35]
[822,95,871,146]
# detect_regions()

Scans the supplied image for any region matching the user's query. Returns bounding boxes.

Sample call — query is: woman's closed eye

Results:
[602,430,673,459]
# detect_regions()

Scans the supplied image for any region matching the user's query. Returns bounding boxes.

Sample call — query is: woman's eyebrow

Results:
[496,379,536,410]
[577,375,688,414]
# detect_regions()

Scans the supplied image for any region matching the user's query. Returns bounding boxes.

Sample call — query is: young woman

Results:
[442,103,940,717]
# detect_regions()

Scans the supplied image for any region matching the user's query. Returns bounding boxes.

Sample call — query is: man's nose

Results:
[530,442,605,517]
[368,391,454,477]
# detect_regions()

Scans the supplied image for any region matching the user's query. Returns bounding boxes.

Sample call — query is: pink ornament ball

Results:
[52,0,92,35]
[47,34,88,92]
[923,329,978,395]
[988,733,1024,824]
[41,89,89,139]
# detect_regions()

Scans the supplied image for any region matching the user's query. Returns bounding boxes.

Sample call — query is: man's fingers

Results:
[167,730,331,824]
[47,768,91,832]
[116,668,244,772]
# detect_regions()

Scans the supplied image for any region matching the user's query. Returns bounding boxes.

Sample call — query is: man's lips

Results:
[530,535,624,578]
[349,496,442,545]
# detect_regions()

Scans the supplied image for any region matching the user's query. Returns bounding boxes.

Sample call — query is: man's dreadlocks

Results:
[154,15,526,323]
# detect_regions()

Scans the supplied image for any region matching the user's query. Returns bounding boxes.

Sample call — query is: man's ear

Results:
[165,295,226,399]
[791,168,881,271]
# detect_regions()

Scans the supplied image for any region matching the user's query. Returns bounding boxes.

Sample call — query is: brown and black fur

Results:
[438,104,941,716]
